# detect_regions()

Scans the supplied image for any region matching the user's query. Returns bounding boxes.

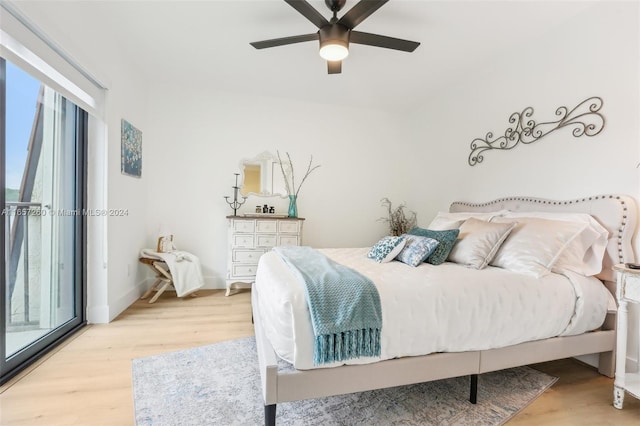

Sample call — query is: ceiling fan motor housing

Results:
[319,24,350,51]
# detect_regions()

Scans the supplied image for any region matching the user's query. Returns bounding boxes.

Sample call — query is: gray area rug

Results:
[132,337,557,425]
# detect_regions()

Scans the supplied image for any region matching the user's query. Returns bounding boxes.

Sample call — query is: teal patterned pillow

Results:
[395,235,440,267]
[367,236,406,263]
[407,227,460,265]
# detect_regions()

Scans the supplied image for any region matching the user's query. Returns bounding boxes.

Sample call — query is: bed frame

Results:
[252,194,637,425]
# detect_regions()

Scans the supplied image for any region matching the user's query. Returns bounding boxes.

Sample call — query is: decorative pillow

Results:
[367,236,406,263]
[428,210,510,231]
[501,211,609,276]
[407,228,460,265]
[490,217,587,278]
[448,218,517,269]
[395,235,440,267]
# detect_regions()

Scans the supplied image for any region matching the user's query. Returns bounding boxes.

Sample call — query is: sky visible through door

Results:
[5,61,40,200]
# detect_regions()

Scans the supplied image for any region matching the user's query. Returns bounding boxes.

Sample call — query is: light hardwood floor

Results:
[1,289,638,425]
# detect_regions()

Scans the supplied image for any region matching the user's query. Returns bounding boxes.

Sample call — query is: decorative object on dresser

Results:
[378,197,417,236]
[226,215,304,296]
[468,97,605,166]
[276,151,320,218]
[223,173,248,216]
[240,151,290,198]
[613,264,640,409]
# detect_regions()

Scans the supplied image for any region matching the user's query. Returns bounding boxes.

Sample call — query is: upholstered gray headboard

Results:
[450,194,637,282]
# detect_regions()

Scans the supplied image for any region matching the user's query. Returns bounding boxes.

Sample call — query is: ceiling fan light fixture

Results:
[319,24,350,61]
[319,41,349,61]
[250,0,420,74]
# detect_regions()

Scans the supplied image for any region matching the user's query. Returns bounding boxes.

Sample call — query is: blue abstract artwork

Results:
[121,119,142,177]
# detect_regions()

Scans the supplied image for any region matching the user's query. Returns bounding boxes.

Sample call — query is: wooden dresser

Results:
[226,215,304,296]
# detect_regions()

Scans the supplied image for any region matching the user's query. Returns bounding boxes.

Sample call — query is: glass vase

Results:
[288,195,298,218]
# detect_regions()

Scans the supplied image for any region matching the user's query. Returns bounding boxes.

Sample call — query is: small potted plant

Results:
[379,198,417,236]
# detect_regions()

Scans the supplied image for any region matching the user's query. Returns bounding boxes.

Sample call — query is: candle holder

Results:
[224,173,248,216]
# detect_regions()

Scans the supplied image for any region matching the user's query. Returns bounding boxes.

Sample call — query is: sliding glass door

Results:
[1,58,86,384]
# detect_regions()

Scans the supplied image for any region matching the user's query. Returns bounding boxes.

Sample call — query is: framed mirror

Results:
[239,151,290,197]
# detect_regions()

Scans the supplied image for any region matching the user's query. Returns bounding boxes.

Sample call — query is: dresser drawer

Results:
[279,221,300,233]
[233,234,255,248]
[256,220,277,233]
[278,235,299,246]
[623,274,640,302]
[227,216,303,296]
[232,264,258,277]
[233,220,255,233]
[232,249,264,263]
[256,234,277,248]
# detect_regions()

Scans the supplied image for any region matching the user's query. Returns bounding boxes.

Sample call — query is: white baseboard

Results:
[107,279,149,322]
[201,275,225,290]
[86,304,110,324]
[87,279,148,324]
[575,353,638,373]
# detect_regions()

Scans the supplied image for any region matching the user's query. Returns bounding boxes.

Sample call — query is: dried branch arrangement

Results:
[379,198,417,236]
[277,151,321,197]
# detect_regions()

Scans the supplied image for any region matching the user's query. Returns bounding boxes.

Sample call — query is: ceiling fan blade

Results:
[337,0,389,29]
[250,33,319,49]
[327,60,342,74]
[350,31,420,52]
[284,0,330,29]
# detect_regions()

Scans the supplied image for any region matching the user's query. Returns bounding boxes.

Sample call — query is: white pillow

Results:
[501,212,609,276]
[448,218,517,269]
[428,210,509,231]
[490,217,587,278]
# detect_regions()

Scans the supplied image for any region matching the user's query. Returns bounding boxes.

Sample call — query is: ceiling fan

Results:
[250,0,420,74]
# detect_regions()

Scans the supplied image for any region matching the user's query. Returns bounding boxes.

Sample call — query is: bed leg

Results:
[470,374,478,404]
[265,404,276,426]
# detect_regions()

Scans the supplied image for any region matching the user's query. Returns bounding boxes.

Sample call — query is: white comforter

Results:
[254,247,609,370]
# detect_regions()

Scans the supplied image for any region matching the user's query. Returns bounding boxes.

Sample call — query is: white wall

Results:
[405,2,639,219]
[143,89,414,289]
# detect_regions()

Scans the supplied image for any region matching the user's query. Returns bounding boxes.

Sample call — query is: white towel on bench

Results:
[140,249,204,297]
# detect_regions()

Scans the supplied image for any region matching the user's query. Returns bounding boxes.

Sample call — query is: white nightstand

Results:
[613,264,640,409]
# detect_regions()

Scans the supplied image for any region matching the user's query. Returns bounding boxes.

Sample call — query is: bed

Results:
[251,194,637,425]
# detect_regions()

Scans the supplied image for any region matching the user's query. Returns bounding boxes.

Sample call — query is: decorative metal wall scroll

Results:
[468,97,605,166]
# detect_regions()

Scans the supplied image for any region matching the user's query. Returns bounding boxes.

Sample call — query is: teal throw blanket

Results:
[273,246,382,365]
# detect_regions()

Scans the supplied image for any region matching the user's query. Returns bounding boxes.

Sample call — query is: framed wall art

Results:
[121,119,142,177]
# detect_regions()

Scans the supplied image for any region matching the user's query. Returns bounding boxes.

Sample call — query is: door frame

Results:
[0,57,88,385]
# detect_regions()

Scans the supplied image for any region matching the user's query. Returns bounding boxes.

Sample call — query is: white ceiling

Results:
[15,0,601,112]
